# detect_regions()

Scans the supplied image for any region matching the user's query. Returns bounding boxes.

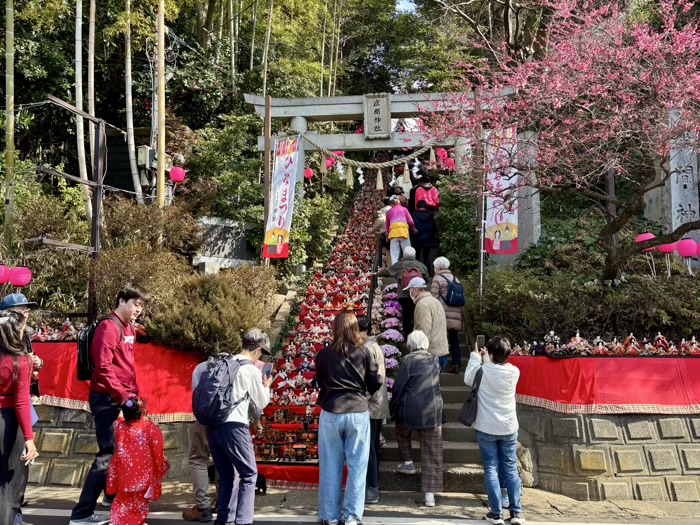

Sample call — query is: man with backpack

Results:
[430,257,466,373]
[70,285,149,525]
[192,328,273,525]
[404,277,449,371]
[377,247,428,336]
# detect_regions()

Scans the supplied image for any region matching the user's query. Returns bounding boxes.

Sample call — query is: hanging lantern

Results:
[436,148,448,161]
[658,243,677,278]
[376,168,384,190]
[169,166,186,183]
[403,161,410,183]
[677,239,697,276]
[635,233,657,277]
[326,157,336,171]
[0,266,9,284]
[304,168,314,179]
[8,267,32,287]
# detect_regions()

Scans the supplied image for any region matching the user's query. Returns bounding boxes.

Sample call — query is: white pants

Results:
[390,237,411,265]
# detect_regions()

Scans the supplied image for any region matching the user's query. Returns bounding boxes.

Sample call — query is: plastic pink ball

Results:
[169,166,186,183]
[636,232,656,253]
[304,168,314,179]
[0,266,9,284]
[677,239,697,258]
[658,243,677,254]
[8,267,32,287]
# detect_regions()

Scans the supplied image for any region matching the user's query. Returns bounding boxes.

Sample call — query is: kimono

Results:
[107,417,170,525]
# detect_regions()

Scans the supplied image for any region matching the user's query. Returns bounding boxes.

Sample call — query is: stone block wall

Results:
[517,404,700,501]
[30,405,193,487]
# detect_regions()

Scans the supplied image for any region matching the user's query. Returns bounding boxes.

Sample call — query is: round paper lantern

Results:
[635,232,656,253]
[169,166,186,183]
[304,168,314,179]
[658,243,677,254]
[8,267,32,287]
[436,148,448,161]
[0,266,9,284]
[677,239,697,257]
[696,243,700,257]
[444,157,456,171]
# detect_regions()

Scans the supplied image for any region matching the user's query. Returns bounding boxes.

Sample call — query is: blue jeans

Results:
[439,355,449,372]
[318,410,370,522]
[476,430,522,516]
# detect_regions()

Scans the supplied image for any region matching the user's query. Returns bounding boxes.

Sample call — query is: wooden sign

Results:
[363,93,391,139]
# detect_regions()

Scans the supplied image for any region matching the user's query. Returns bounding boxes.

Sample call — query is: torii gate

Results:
[244,91,541,263]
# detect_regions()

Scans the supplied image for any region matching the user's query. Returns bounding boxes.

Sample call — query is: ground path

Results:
[24,483,700,525]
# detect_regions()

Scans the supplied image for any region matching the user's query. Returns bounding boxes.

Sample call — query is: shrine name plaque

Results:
[363,93,392,140]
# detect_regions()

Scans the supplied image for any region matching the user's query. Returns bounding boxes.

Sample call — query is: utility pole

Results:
[4,0,15,249]
[156,0,166,207]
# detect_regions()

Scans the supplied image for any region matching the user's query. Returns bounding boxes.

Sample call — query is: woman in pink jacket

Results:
[385,196,417,265]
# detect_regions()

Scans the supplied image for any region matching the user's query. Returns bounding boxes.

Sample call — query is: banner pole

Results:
[474,88,486,300]
[263,95,272,266]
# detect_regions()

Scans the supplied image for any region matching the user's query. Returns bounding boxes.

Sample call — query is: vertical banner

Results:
[485,128,519,255]
[264,135,300,259]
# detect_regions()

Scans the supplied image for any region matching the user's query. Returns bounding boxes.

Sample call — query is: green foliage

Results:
[435,178,479,275]
[147,267,278,355]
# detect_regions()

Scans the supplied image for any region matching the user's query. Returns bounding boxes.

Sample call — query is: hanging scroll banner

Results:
[264,136,301,259]
[485,128,519,255]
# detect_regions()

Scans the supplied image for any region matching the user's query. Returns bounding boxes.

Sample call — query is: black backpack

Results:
[77,315,123,381]
[439,274,466,307]
[192,356,252,427]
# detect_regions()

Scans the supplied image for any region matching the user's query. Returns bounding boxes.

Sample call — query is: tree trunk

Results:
[203,0,218,51]
[87,0,95,167]
[125,0,144,204]
[327,0,337,97]
[261,0,273,97]
[319,0,327,96]
[249,0,257,70]
[4,0,15,246]
[234,0,236,92]
[331,0,342,96]
[215,0,223,64]
[76,0,93,219]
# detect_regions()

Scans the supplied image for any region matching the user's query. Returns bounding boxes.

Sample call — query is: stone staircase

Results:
[378,370,486,492]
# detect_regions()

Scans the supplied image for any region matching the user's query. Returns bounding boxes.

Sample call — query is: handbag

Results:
[458,366,483,427]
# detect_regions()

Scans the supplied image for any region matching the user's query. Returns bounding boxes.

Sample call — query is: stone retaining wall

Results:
[29,405,193,487]
[517,404,700,501]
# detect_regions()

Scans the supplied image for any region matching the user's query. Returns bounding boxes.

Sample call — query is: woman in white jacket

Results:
[464,337,524,525]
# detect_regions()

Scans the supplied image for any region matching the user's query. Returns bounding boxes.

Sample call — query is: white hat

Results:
[403,277,427,290]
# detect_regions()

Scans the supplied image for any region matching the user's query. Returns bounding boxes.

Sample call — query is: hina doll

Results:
[107,398,170,525]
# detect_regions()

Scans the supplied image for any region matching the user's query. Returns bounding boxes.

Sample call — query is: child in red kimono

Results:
[107,398,170,525]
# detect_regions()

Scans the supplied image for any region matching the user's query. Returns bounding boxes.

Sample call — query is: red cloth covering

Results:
[33,342,200,422]
[258,464,347,486]
[511,356,700,414]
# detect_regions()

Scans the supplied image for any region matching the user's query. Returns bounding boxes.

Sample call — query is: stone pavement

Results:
[25,481,700,524]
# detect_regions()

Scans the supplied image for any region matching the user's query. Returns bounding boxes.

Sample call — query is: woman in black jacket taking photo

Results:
[315,313,384,525]
[390,329,444,508]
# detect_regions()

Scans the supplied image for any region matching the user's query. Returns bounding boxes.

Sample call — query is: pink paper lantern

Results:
[635,232,656,253]
[326,157,336,170]
[304,168,314,179]
[8,267,32,287]
[696,243,700,257]
[0,265,9,284]
[677,239,697,258]
[444,158,456,171]
[169,166,186,183]
[658,243,677,254]
[436,148,449,161]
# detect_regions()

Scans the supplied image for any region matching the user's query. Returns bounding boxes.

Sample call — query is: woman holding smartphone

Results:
[0,311,40,525]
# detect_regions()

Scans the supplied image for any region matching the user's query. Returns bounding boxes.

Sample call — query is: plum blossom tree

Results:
[428,0,700,279]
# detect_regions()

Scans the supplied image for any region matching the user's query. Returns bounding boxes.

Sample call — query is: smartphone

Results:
[263,363,274,378]
[476,335,486,350]
[23,446,34,465]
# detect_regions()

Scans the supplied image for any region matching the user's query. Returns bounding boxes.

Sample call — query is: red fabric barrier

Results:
[33,342,201,422]
[511,356,700,414]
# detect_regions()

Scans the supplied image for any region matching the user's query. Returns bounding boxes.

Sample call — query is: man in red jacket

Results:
[70,285,149,525]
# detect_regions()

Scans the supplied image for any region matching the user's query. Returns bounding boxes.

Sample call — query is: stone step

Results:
[378,462,485,493]
[440,386,470,405]
[381,441,482,464]
[383,422,477,442]
[439,372,470,388]
[443,402,469,422]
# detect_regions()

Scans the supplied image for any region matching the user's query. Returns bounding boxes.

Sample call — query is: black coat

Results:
[390,349,443,429]
[411,210,438,248]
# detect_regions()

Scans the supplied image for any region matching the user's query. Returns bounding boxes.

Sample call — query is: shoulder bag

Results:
[458,366,483,427]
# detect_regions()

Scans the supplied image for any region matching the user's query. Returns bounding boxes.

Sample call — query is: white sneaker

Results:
[424,492,435,507]
[345,516,361,525]
[396,462,417,475]
[69,514,110,525]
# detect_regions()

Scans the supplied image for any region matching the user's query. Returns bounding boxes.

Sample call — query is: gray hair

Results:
[403,247,416,259]
[433,256,450,270]
[407,330,430,352]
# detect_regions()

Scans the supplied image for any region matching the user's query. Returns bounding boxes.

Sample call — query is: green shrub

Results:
[435,180,479,275]
[147,266,278,355]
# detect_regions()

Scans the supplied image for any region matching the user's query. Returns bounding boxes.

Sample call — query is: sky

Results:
[397,0,416,12]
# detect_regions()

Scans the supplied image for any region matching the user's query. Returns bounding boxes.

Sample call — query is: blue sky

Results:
[397,0,416,12]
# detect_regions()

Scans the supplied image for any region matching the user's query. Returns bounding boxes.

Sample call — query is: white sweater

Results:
[464,352,520,436]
